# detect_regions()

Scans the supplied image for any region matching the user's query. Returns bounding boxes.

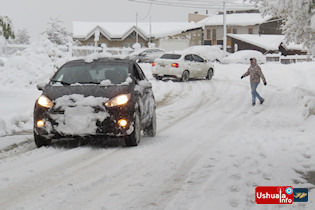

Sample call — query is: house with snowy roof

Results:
[190,10,282,50]
[72,22,203,51]
[226,34,307,55]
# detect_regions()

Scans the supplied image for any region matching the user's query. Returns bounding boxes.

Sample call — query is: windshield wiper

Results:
[78,81,100,84]
[50,79,71,86]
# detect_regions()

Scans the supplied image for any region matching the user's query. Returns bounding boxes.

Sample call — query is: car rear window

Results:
[51,62,130,85]
[160,54,181,60]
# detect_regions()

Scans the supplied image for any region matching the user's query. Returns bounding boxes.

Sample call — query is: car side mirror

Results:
[136,80,152,88]
[37,83,47,91]
[205,60,208,63]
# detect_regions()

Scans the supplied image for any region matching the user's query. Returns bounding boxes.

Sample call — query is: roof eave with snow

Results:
[199,13,273,27]
[73,22,202,41]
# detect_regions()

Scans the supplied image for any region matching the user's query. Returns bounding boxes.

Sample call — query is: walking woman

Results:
[241,58,267,106]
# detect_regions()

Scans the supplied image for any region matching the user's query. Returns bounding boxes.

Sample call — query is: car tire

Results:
[34,132,51,148]
[144,108,156,137]
[125,111,141,146]
[181,70,189,82]
[206,69,213,80]
[154,76,163,80]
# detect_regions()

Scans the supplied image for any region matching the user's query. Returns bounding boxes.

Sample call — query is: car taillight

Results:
[171,63,179,68]
[152,62,156,67]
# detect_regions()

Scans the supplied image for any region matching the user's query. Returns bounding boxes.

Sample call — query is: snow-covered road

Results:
[0,63,315,209]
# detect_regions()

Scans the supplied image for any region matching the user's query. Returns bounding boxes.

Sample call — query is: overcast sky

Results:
[0,0,251,41]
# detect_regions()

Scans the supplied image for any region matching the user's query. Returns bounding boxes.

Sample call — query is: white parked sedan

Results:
[152,53,214,82]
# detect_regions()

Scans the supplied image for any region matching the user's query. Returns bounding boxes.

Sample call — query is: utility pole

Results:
[149,16,152,44]
[223,1,227,55]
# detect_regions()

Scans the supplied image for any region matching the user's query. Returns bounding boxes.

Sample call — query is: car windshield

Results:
[160,54,181,59]
[51,62,130,85]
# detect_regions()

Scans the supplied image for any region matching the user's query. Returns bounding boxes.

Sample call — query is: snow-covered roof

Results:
[227,34,284,51]
[73,22,202,40]
[227,34,307,52]
[198,13,272,26]
[282,42,307,52]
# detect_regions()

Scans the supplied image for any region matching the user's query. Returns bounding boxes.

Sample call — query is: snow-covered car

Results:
[221,50,266,64]
[128,48,165,63]
[152,53,215,82]
[34,58,156,147]
[182,45,224,62]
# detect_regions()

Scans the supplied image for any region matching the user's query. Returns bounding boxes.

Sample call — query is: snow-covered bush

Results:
[43,18,76,46]
[0,36,71,88]
[182,45,225,62]
[221,50,266,64]
[132,43,141,50]
[13,29,30,44]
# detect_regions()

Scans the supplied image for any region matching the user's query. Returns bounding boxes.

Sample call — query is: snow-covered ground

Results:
[1,44,315,209]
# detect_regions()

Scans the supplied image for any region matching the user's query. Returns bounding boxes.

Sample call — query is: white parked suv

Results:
[152,53,214,82]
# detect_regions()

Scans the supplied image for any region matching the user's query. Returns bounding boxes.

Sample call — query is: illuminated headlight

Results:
[118,119,128,127]
[37,95,54,108]
[36,120,45,127]
[105,94,131,107]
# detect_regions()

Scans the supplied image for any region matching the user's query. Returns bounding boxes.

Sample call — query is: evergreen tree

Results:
[0,16,15,39]
[248,0,315,52]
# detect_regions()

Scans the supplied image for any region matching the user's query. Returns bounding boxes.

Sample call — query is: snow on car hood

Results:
[50,94,109,136]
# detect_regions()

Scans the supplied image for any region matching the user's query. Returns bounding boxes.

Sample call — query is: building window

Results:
[206,29,211,40]
[232,28,237,34]
[227,28,232,34]
[248,28,253,34]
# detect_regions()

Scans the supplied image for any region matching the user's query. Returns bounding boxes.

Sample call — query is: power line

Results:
[138,1,153,20]
[129,0,255,9]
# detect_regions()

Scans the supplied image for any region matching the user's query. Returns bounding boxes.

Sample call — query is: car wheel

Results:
[144,108,156,137]
[125,111,141,146]
[154,76,163,80]
[181,70,189,82]
[206,69,213,80]
[34,132,51,148]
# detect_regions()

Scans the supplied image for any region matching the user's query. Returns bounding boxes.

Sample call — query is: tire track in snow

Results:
[0,147,120,209]
[131,76,256,209]
[0,136,36,161]
[156,81,219,133]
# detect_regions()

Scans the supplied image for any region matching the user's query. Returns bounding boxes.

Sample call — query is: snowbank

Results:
[222,50,266,64]
[0,57,7,66]
[0,37,71,88]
